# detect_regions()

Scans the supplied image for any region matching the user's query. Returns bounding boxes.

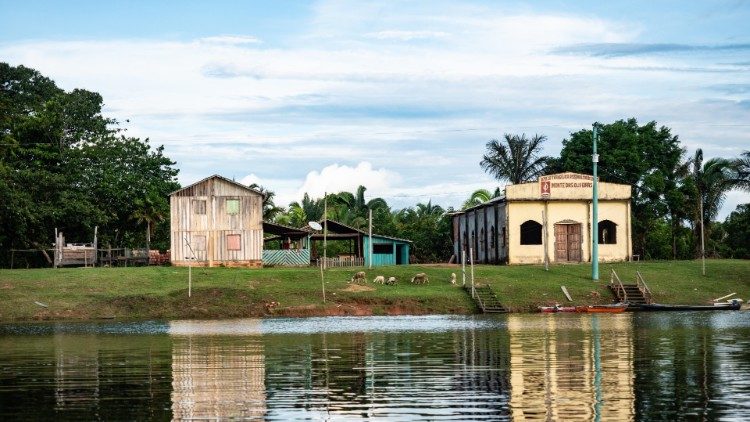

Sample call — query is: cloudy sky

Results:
[1,0,749,218]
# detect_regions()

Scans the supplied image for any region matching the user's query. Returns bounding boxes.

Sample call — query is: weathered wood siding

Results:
[170,176,263,267]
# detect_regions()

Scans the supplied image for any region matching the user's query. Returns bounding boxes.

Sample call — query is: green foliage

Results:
[714,204,750,258]
[481,133,551,184]
[0,63,178,266]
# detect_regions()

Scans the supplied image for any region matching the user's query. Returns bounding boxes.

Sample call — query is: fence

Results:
[317,257,365,268]
[262,249,311,266]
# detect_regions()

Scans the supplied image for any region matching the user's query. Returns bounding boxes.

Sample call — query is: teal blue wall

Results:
[363,236,410,267]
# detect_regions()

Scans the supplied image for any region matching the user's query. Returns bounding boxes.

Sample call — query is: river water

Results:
[0,313,748,421]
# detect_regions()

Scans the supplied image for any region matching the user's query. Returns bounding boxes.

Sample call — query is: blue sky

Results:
[2,0,749,217]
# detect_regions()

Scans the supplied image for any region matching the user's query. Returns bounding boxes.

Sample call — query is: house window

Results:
[490,226,496,249]
[227,234,241,251]
[192,199,206,215]
[520,220,543,245]
[193,235,206,251]
[599,220,617,244]
[479,228,485,250]
[226,198,240,215]
[373,244,393,254]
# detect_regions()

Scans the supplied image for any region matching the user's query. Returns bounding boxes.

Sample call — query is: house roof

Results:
[170,174,264,196]
[315,219,413,243]
[449,195,506,216]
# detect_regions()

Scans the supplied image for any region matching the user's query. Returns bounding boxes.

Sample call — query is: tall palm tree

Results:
[733,151,750,191]
[480,133,551,184]
[249,183,284,221]
[462,188,503,210]
[691,149,734,257]
[130,192,167,254]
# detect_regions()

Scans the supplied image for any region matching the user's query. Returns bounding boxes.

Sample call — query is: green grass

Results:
[0,259,748,321]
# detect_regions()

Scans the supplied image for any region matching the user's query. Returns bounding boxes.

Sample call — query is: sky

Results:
[1,0,749,219]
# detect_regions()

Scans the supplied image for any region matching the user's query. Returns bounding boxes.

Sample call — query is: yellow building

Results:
[452,172,632,264]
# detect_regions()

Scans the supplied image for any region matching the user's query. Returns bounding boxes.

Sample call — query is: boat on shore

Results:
[539,305,577,313]
[575,303,628,313]
[637,301,741,312]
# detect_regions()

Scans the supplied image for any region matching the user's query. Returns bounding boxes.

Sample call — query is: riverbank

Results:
[0,259,748,321]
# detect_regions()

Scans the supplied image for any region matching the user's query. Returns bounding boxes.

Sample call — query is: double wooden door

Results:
[554,223,582,262]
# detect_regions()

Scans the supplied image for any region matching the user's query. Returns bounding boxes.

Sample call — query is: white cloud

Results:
[365,30,450,40]
[199,35,262,45]
[296,162,401,200]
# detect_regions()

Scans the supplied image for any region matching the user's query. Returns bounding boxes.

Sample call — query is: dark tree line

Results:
[1,63,179,267]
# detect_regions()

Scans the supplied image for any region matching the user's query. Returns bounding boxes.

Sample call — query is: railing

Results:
[636,271,654,304]
[610,269,628,303]
[317,257,365,268]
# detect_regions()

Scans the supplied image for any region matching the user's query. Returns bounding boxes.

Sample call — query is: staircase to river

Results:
[466,284,509,313]
[608,269,653,306]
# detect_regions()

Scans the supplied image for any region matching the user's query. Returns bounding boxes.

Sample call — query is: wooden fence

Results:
[317,257,365,268]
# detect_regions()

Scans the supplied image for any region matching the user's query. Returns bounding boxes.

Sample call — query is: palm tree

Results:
[249,183,284,221]
[480,133,551,184]
[130,192,167,255]
[733,151,750,191]
[691,149,735,257]
[462,188,503,210]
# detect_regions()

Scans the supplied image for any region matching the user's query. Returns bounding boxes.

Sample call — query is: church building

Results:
[451,173,632,265]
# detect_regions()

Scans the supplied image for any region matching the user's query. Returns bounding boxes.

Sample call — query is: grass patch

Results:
[0,259,747,321]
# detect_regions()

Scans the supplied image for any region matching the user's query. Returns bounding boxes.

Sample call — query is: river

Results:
[0,313,748,420]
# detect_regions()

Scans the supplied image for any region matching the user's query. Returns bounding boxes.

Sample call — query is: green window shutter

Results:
[226,199,240,215]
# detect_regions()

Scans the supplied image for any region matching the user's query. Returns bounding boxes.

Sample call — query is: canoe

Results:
[539,305,577,313]
[638,302,741,312]
[575,304,628,313]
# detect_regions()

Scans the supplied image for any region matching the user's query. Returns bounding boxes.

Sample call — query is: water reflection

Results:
[507,314,635,421]
[169,320,266,420]
[1,313,749,420]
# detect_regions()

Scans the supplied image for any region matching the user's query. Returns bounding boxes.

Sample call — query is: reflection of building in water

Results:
[170,320,266,420]
[54,334,100,412]
[508,315,635,420]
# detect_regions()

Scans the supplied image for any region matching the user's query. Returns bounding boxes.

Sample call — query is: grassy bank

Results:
[0,259,748,321]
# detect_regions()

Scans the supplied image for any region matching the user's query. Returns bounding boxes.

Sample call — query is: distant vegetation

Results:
[1,63,748,267]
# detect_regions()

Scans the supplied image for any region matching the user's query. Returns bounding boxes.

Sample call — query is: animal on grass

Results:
[350,271,367,283]
[386,276,397,285]
[450,273,456,285]
[411,273,429,284]
[373,275,385,284]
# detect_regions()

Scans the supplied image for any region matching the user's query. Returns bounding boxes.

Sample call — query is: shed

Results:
[310,219,411,267]
[170,175,264,267]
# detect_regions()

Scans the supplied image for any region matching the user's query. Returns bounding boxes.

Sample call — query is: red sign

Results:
[541,180,551,198]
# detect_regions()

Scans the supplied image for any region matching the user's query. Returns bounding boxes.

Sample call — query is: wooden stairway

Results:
[466,285,509,313]
[608,269,653,306]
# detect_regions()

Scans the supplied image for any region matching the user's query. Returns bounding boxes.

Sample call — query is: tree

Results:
[690,149,735,257]
[394,201,452,263]
[480,134,550,184]
[716,203,750,258]
[556,119,684,259]
[462,188,502,210]
[130,191,168,253]
[733,151,750,191]
[249,184,284,221]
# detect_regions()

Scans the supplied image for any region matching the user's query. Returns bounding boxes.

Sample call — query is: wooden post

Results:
[368,208,373,269]
[461,249,466,286]
[93,226,98,266]
[54,228,59,269]
[469,246,475,299]
[10,250,14,269]
[320,260,326,303]
[700,198,706,276]
[323,192,327,270]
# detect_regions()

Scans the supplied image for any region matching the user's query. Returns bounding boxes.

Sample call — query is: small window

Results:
[520,220,543,245]
[193,235,206,251]
[227,234,241,251]
[192,199,206,215]
[599,220,617,244]
[226,198,240,215]
[373,244,393,254]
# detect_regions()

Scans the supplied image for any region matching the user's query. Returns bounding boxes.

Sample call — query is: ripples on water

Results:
[0,313,749,420]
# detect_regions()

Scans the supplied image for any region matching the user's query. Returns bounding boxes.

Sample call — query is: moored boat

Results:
[575,303,628,313]
[638,301,741,312]
[539,305,577,313]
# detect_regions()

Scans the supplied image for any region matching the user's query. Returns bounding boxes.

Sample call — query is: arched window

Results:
[471,230,476,258]
[520,220,543,245]
[502,227,506,247]
[479,228,485,250]
[462,232,468,252]
[490,226,496,249]
[599,220,617,244]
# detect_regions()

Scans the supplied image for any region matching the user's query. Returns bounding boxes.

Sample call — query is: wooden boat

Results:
[638,301,741,312]
[539,305,577,313]
[575,303,628,313]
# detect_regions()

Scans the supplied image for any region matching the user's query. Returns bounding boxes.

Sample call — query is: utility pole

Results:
[368,208,373,269]
[592,123,600,281]
[323,192,327,270]
[700,198,706,276]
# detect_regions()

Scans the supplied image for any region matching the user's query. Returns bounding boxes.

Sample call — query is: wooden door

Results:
[567,224,582,262]
[554,224,582,262]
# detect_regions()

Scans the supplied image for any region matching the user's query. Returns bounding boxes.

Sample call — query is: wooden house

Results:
[170,175,264,267]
